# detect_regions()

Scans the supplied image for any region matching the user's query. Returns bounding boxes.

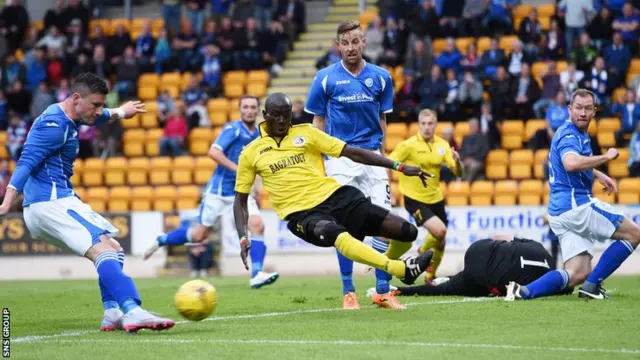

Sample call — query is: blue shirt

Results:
[207,120,259,197]
[304,61,394,150]
[547,121,594,216]
[9,104,111,206]
[490,0,516,16]
[181,87,207,107]
[545,104,569,131]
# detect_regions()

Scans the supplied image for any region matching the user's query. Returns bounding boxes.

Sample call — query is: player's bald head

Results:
[263,93,293,137]
[265,93,292,111]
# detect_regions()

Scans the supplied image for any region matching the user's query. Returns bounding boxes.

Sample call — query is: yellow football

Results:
[174,279,217,321]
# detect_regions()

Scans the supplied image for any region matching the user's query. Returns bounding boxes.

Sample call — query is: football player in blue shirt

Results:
[0,73,175,332]
[304,20,405,310]
[506,89,640,301]
[144,95,279,289]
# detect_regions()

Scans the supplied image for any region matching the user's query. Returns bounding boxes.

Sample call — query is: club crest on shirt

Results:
[365,78,373,87]
[438,147,446,155]
[293,136,306,147]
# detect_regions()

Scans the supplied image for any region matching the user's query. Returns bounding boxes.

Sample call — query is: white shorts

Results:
[24,196,119,256]
[198,192,260,227]
[325,152,391,210]
[548,198,624,261]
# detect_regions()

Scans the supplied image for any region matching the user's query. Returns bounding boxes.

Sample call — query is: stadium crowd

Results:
[0,0,637,197]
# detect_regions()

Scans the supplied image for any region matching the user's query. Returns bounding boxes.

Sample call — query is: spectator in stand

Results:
[394,70,419,123]
[78,124,99,159]
[202,44,222,97]
[114,46,140,100]
[104,80,120,109]
[157,89,176,124]
[511,62,540,120]
[255,0,273,31]
[489,66,513,121]
[506,39,532,77]
[435,37,462,74]
[108,23,133,66]
[210,0,233,25]
[612,89,640,146]
[628,122,640,177]
[379,17,406,67]
[90,24,109,51]
[604,32,632,89]
[173,22,201,72]
[276,0,306,43]
[242,18,263,70]
[479,101,501,149]
[462,0,488,37]
[460,117,489,182]
[518,8,543,58]
[419,65,447,112]
[441,68,460,122]
[363,17,385,65]
[43,0,66,36]
[315,42,341,70]
[231,0,255,27]
[154,29,172,74]
[530,90,569,150]
[70,50,92,78]
[20,27,40,64]
[439,0,464,38]
[66,19,88,57]
[97,113,124,158]
[188,241,214,278]
[533,61,562,118]
[460,41,479,75]
[6,80,31,118]
[478,37,506,80]
[187,0,206,35]
[404,39,432,80]
[24,46,47,92]
[291,98,313,125]
[583,56,610,109]
[216,17,235,70]
[588,7,614,51]
[612,2,640,55]
[408,0,439,59]
[0,0,29,51]
[37,25,66,55]
[0,91,8,130]
[1,52,26,88]
[571,32,598,72]
[483,0,517,36]
[557,0,596,55]
[135,21,156,73]
[159,107,188,157]
[201,20,217,46]
[30,81,54,120]
[55,78,71,102]
[163,0,182,37]
[46,48,64,87]
[262,20,288,75]
[560,60,584,98]
[458,70,483,114]
[181,76,209,129]
[6,112,27,160]
[542,18,566,60]
[63,0,90,34]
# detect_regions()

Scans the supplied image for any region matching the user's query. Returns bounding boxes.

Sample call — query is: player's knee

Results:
[191,225,210,243]
[431,226,447,241]
[567,267,590,287]
[312,220,348,247]
[398,221,418,242]
[109,238,123,252]
[248,215,265,235]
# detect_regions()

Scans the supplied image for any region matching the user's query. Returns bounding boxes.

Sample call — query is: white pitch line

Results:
[27,338,640,355]
[13,297,496,344]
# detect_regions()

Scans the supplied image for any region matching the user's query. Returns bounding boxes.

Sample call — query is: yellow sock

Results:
[334,232,405,278]
[385,240,413,260]
[420,232,439,254]
[428,247,444,279]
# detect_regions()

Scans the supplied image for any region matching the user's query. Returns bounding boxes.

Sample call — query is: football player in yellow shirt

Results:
[389,109,463,284]
[233,93,435,292]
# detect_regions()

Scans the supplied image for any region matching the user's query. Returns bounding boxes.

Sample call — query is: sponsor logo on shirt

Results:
[336,80,351,85]
[336,93,375,103]
[293,136,306,147]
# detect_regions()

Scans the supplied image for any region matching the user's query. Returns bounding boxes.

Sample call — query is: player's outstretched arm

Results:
[233,192,251,271]
[312,115,326,132]
[0,187,19,216]
[94,101,147,125]
[208,147,238,172]
[562,148,619,172]
[340,145,434,186]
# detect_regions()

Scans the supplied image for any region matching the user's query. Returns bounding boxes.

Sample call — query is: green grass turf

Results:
[2,275,640,360]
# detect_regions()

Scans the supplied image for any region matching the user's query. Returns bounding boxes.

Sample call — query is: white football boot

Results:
[121,308,175,333]
[250,271,280,289]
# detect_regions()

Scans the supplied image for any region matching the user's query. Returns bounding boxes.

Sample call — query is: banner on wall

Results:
[0,212,133,256]
[220,205,640,256]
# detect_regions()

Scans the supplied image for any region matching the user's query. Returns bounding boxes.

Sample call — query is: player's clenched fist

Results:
[605,148,619,161]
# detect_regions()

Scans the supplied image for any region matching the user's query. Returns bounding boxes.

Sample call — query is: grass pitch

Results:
[3,275,640,360]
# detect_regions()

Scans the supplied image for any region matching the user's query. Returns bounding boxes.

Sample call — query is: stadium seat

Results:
[470,194,492,206]
[486,149,509,165]
[486,164,507,180]
[121,114,140,129]
[518,194,541,205]
[208,98,230,113]
[455,37,474,53]
[108,186,131,212]
[70,173,81,187]
[501,120,524,136]
[435,122,453,138]
[447,181,470,198]
[229,110,241,121]
[501,134,523,150]
[593,191,616,204]
[597,132,616,147]
[608,163,629,178]
[195,156,216,184]
[597,118,621,133]
[495,180,518,196]
[470,180,494,200]
[127,157,149,186]
[87,187,109,202]
[514,4,534,18]
[510,149,534,165]
[499,36,519,52]
[587,119,597,136]
[123,129,146,157]
[248,70,269,85]
[189,128,214,155]
[88,199,107,213]
[387,123,408,138]
[223,71,248,86]
[131,186,153,212]
[145,129,164,156]
[224,84,244,99]
[447,195,468,206]
[172,156,195,185]
[73,187,86,201]
[109,18,131,34]
[612,148,629,164]
[141,113,158,128]
[149,157,172,185]
[177,185,200,210]
[210,111,228,127]
[105,157,128,186]
[82,158,105,186]
[138,73,160,88]
[153,186,176,212]
[510,164,532,180]
[525,119,546,140]
[519,179,543,195]
[439,182,447,197]
[247,83,267,98]
[618,178,640,204]
[454,122,469,137]
[408,122,419,136]
[160,72,182,88]
[534,149,549,178]
[385,136,404,153]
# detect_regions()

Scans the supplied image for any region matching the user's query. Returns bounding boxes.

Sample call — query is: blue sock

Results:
[159,224,190,246]
[95,251,141,314]
[336,250,355,295]
[249,236,266,278]
[521,270,569,299]
[372,237,391,294]
[584,240,635,288]
[99,251,126,310]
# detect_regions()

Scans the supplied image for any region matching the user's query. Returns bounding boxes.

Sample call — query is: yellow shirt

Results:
[389,134,460,204]
[236,123,346,219]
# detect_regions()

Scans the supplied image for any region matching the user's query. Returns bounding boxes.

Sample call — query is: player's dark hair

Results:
[239,95,260,108]
[336,20,361,40]
[570,89,596,105]
[71,73,109,97]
